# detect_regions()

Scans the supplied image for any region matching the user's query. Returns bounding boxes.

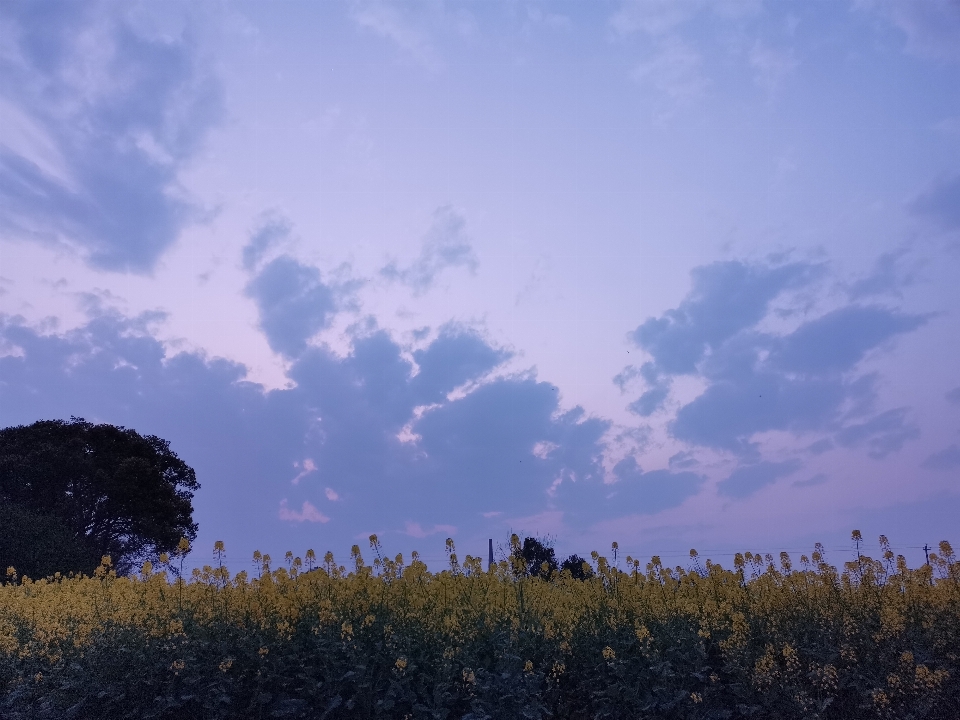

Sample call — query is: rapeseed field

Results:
[1,533,958,719]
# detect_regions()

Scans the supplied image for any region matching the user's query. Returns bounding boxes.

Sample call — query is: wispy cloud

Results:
[381,206,478,295]
[403,522,457,539]
[922,444,960,471]
[910,174,960,231]
[351,1,442,71]
[0,0,222,272]
[859,0,960,62]
[279,499,330,523]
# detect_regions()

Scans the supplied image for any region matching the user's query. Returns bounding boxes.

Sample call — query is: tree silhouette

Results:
[560,553,595,580]
[511,536,559,578]
[0,418,199,575]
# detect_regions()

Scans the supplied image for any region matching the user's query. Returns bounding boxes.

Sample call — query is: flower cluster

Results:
[0,533,958,718]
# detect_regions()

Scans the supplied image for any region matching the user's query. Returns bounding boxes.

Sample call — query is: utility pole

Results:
[924,544,931,566]
[488,539,494,571]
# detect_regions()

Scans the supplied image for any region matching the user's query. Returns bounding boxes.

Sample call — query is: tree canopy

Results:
[0,418,199,575]
[510,536,595,580]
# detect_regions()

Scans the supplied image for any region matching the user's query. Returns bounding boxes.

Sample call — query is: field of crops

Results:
[2,534,958,719]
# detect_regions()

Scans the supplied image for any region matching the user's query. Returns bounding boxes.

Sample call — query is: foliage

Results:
[0,502,101,581]
[0,418,199,574]
[1,534,958,719]
[559,553,595,581]
[511,536,559,579]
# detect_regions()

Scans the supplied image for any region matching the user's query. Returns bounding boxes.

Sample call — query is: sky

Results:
[1,0,959,572]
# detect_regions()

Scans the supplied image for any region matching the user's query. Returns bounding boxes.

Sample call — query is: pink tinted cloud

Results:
[404,521,457,539]
[291,458,317,485]
[279,499,330,523]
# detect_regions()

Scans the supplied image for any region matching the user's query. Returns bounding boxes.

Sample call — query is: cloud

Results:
[613,365,641,393]
[244,256,340,358]
[921,444,960,471]
[279,499,330,523]
[291,458,317,485]
[351,1,441,71]
[668,450,699,470]
[411,325,511,404]
[910,174,960,230]
[403,522,457,539]
[0,1,222,272]
[610,0,694,37]
[633,261,816,377]
[0,310,609,556]
[848,248,915,299]
[946,387,960,406]
[628,259,928,456]
[242,216,291,271]
[793,472,827,488]
[631,36,707,105]
[834,408,920,460]
[773,306,927,375]
[554,456,704,526]
[610,456,705,512]
[860,0,960,62]
[381,206,478,294]
[749,41,798,94]
[718,460,803,499]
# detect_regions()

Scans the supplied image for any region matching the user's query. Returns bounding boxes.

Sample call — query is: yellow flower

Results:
[219,658,233,672]
[602,646,616,660]
[395,657,407,670]
[524,660,534,673]
[691,692,702,703]
[258,646,269,657]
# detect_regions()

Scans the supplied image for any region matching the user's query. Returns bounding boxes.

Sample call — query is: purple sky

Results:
[2,0,959,570]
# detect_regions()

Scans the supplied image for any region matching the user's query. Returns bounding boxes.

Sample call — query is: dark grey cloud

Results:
[627,259,928,457]
[910,174,960,230]
[381,206,478,294]
[0,310,608,558]
[718,460,803,499]
[0,1,222,272]
[244,256,340,358]
[921,444,960,471]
